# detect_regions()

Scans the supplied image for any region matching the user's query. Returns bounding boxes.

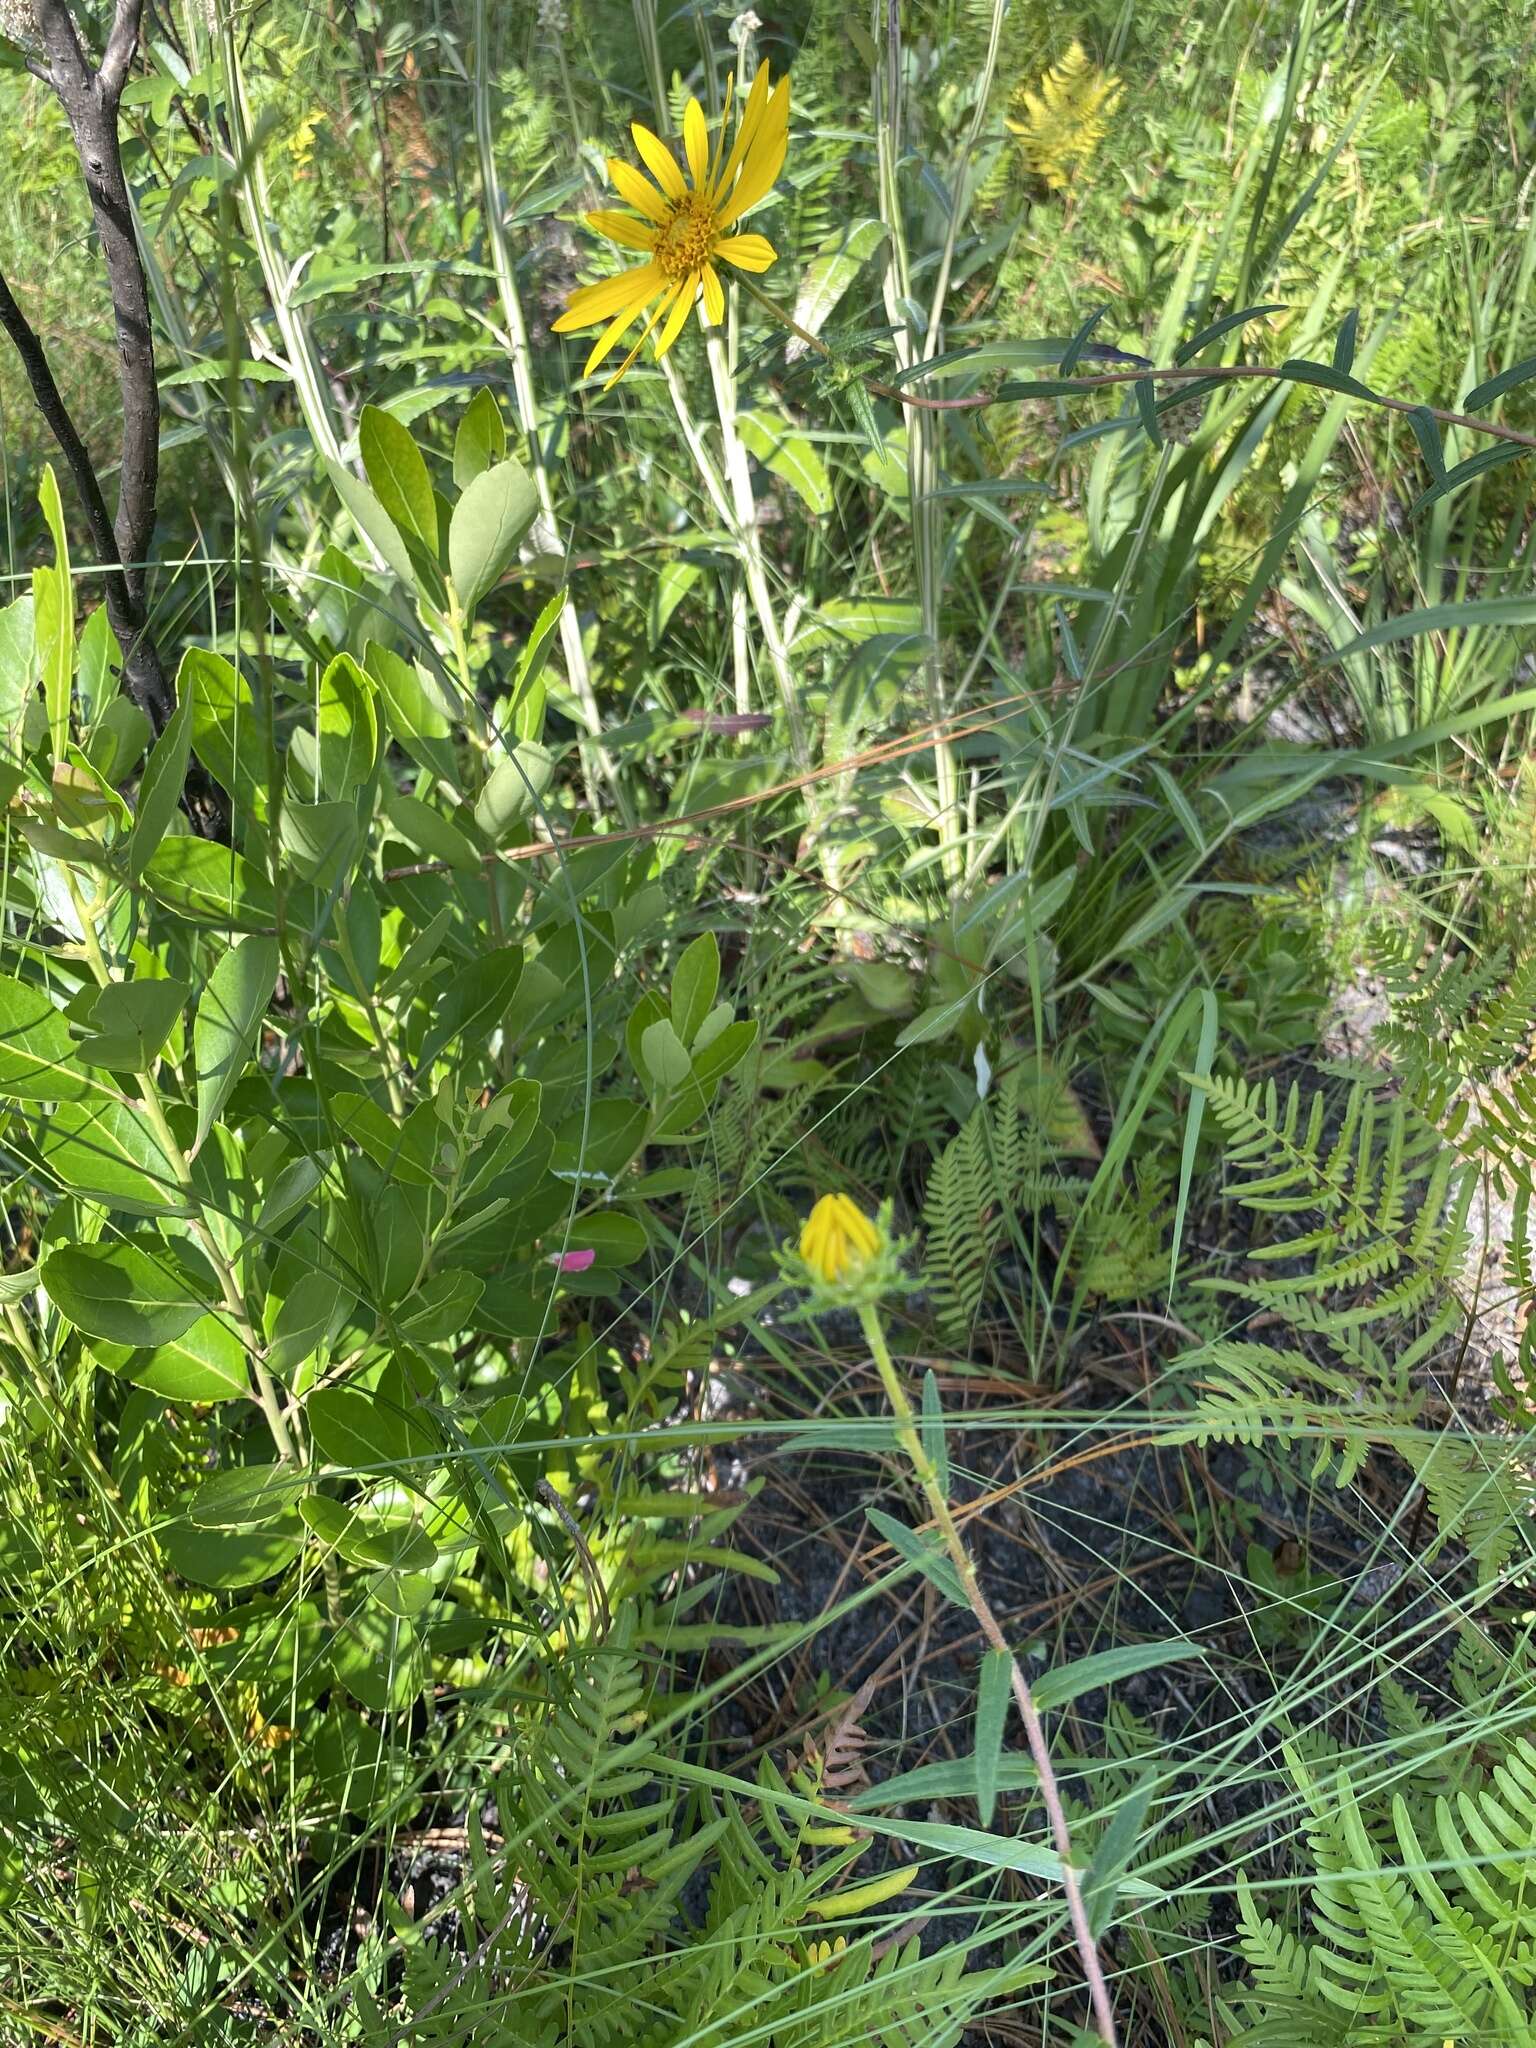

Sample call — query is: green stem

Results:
[63,871,298,1467]
[857,1303,1118,2045]
[700,320,807,765]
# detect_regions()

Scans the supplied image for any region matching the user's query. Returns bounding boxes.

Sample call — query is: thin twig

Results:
[858,1304,1118,2043]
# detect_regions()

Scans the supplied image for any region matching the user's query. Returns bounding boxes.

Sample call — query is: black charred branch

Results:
[9,0,173,731]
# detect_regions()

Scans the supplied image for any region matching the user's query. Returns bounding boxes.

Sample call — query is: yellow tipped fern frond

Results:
[1006,40,1122,191]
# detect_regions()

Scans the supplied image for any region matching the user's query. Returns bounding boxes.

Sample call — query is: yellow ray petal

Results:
[631,121,686,202]
[586,209,658,252]
[715,79,788,229]
[707,74,735,190]
[607,156,670,224]
[713,232,777,273]
[683,98,710,190]
[651,276,698,365]
[553,259,661,333]
[582,299,647,377]
[711,61,771,201]
[602,283,682,390]
[700,261,724,325]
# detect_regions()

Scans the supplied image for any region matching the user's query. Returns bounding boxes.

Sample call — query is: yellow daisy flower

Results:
[554,62,789,388]
[799,1193,884,1287]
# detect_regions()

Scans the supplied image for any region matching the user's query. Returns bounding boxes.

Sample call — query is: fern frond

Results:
[1005,41,1122,192]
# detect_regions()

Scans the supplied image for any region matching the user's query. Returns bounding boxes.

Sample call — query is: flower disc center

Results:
[657,195,717,283]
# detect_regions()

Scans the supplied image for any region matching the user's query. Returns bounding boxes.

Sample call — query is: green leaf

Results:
[267,1267,350,1380]
[383,789,482,873]
[1170,989,1218,1297]
[848,1754,1037,1810]
[1275,355,1377,401]
[368,649,457,781]
[1409,442,1527,518]
[396,1268,484,1341]
[1464,352,1536,413]
[76,978,190,1071]
[690,1016,756,1085]
[316,652,379,801]
[36,465,72,761]
[117,1314,249,1402]
[670,931,720,1046]
[866,1506,967,1606]
[735,410,832,516]
[1133,377,1161,445]
[449,456,538,614]
[359,404,437,550]
[417,946,524,1069]
[556,1211,648,1268]
[42,1238,206,1346]
[128,685,193,881]
[279,798,360,882]
[327,462,416,584]
[920,1369,949,1496]
[0,974,96,1102]
[189,1463,309,1528]
[1084,1768,1158,1938]
[0,592,37,743]
[972,1647,1012,1827]
[473,743,556,841]
[35,1097,184,1211]
[141,837,277,931]
[1330,594,1536,661]
[1405,405,1445,483]
[160,1519,301,1589]
[789,218,887,349]
[182,647,266,819]
[1173,302,1288,363]
[509,589,565,742]
[648,560,701,647]
[1031,1640,1204,1714]
[453,387,507,489]
[307,1371,435,1474]
[641,1017,693,1090]
[1331,309,1359,378]
[194,936,278,1155]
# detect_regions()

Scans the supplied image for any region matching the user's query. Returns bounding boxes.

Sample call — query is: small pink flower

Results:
[549,1248,596,1273]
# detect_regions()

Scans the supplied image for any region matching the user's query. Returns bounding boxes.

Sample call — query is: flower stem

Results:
[701,318,807,764]
[857,1302,1119,2045]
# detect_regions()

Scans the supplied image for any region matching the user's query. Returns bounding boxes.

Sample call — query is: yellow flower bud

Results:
[799,1193,884,1286]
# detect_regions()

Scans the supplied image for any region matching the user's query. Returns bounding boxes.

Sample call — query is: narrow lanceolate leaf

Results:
[973,1647,1013,1828]
[1409,443,1526,519]
[1170,988,1219,1298]
[449,456,538,615]
[1331,308,1359,377]
[1464,351,1536,413]
[1031,1639,1204,1714]
[1331,595,1536,660]
[128,686,193,881]
[920,1369,949,1497]
[866,1506,967,1607]
[36,464,73,762]
[1404,406,1446,484]
[1084,1767,1159,1938]
[193,935,279,1154]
